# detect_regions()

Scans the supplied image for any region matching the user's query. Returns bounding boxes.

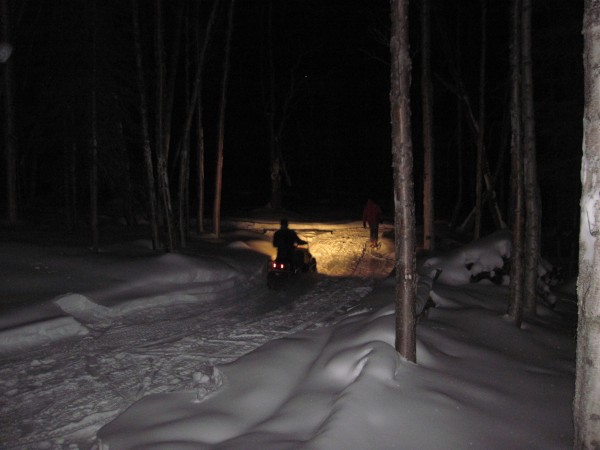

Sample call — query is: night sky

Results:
[1,0,584,263]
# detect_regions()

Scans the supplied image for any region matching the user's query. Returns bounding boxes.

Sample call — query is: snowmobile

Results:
[267,245,317,289]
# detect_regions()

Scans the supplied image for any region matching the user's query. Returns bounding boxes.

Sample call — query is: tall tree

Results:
[213,0,235,238]
[421,0,434,251]
[261,1,299,210]
[507,0,525,327]
[474,0,487,240]
[574,0,600,445]
[450,2,463,229]
[154,0,175,250]
[90,0,99,252]
[1,0,17,224]
[521,0,541,314]
[163,1,185,161]
[132,0,160,250]
[196,0,221,234]
[173,0,220,237]
[390,0,417,362]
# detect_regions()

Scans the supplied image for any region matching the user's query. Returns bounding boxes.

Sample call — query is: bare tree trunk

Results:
[1,0,17,224]
[90,0,99,252]
[65,139,77,230]
[438,74,506,233]
[263,1,293,210]
[390,0,417,363]
[197,113,206,233]
[170,0,220,235]
[132,0,159,250]
[574,1,600,445]
[521,0,541,314]
[163,1,185,161]
[474,0,487,240]
[154,0,175,251]
[265,1,280,209]
[507,0,524,327]
[213,0,235,238]
[118,120,135,227]
[178,10,191,247]
[178,137,190,246]
[450,3,463,229]
[421,0,434,251]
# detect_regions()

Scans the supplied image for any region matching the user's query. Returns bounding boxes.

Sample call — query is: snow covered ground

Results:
[0,217,576,449]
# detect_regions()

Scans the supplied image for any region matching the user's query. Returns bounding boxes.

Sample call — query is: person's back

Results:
[273,219,306,265]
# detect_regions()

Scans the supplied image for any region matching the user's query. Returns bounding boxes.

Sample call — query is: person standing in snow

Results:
[363,198,383,248]
[273,219,307,269]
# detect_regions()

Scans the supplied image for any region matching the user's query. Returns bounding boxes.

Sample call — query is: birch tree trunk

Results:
[132,0,159,250]
[2,0,17,224]
[521,0,541,314]
[421,0,434,251]
[507,0,524,327]
[574,1,600,445]
[213,0,235,238]
[390,0,417,363]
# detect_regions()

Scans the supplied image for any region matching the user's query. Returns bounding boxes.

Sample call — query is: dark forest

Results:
[0,0,583,269]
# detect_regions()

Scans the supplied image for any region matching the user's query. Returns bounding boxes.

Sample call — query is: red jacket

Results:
[363,199,382,226]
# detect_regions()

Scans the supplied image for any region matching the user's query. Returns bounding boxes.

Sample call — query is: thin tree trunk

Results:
[450,3,463,229]
[178,10,191,247]
[170,0,219,235]
[213,0,235,238]
[178,137,190,246]
[390,0,417,363]
[437,75,507,233]
[521,0,540,314]
[2,0,17,224]
[170,0,220,234]
[90,0,99,252]
[118,120,135,227]
[574,1,600,446]
[266,1,282,209]
[474,0,487,240]
[507,0,524,327]
[154,0,175,251]
[195,0,205,235]
[163,1,185,161]
[132,0,159,250]
[66,140,77,230]
[421,0,434,250]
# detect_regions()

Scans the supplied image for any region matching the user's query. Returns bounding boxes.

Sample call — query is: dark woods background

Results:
[0,0,583,271]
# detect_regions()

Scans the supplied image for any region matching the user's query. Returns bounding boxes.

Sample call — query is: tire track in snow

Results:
[0,227,395,449]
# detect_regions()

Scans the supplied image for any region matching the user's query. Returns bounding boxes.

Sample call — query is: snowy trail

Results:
[0,227,395,449]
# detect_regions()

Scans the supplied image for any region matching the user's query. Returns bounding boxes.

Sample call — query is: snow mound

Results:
[0,316,89,354]
[54,293,115,322]
[422,230,511,285]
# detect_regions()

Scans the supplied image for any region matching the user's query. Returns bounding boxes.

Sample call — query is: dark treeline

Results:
[0,0,583,264]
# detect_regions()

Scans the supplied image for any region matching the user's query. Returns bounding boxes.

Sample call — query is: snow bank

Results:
[422,230,512,285]
[97,284,574,450]
[0,243,268,353]
[0,316,89,354]
[96,230,574,449]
